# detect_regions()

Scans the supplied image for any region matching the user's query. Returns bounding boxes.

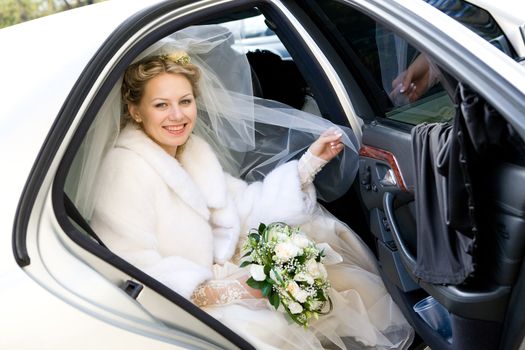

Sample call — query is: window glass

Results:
[218,14,291,59]
[217,12,321,115]
[307,1,454,125]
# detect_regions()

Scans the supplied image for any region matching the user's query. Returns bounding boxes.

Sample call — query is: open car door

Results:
[293,1,525,349]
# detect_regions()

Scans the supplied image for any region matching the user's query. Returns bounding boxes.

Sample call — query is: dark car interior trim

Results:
[282,0,376,123]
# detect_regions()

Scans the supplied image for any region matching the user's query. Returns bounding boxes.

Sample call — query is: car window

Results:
[219,14,291,60]
[304,1,454,126]
[213,12,322,116]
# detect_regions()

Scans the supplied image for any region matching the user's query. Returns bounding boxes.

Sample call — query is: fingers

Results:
[309,128,345,161]
[320,127,343,141]
[399,72,413,93]
[324,130,344,158]
[392,75,402,89]
[330,141,344,153]
[322,128,344,151]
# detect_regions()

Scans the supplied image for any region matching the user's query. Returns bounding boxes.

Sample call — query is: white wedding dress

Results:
[200,208,415,350]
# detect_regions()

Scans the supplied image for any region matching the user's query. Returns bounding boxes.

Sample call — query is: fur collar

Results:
[115,125,228,220]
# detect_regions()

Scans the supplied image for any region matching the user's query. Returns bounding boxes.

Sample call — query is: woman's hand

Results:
[308,128,344,162]
[237,276,264,298]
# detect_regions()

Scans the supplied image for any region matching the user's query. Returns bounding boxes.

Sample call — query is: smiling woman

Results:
[122,55,201,157]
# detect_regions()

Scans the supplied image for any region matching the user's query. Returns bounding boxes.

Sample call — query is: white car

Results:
[1,0,525,349]
[467,0,525,58]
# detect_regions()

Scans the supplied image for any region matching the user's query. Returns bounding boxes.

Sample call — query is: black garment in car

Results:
[411,83,516,284]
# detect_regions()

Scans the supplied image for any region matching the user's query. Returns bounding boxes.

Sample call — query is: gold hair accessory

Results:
[161,51,191,65]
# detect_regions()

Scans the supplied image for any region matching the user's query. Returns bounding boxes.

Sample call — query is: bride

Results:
[76,25,414,349]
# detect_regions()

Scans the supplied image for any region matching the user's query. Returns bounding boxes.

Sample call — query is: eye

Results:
[180,98,193,105]
[155,102,168,108]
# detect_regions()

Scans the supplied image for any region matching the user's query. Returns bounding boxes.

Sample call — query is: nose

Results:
[167,105,184,121]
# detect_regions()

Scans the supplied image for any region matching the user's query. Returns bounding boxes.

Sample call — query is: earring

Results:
[134,115,142,123]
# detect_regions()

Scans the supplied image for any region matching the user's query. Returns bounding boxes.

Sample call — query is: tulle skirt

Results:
[203,207,414,349]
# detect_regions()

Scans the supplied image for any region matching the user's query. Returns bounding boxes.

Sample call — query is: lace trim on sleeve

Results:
[191,279,252,307]
[297,150,328,188]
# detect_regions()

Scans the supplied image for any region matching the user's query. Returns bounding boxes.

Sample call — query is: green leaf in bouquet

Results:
[246,277,266,290]
[316,249,325,262]
[239,260,252,268]
[316,290,327,301]
[263,264,271,275]
[258,222,267,235]
[269,291,280,310]
[240,250,252,259]
[296,255,306,264]
[261,282,272,297]
[249,232,260,243]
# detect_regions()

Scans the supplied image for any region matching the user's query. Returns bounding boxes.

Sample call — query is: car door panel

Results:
[358,123,419,292]
[360,123,508,350]
[360,118,525,350]
[293,0,525,348]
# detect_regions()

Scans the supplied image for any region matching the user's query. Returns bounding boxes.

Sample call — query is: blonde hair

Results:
[121,55,201,128]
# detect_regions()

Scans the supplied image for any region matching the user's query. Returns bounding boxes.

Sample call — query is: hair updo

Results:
[120,55,201,127]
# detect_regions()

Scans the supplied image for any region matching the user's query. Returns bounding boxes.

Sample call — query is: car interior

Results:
[45,1,525,349]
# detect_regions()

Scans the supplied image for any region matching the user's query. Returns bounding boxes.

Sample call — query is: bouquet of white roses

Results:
[240,222,332,328]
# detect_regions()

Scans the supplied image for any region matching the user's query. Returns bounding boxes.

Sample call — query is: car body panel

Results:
[0,0,163,268]
[468,0,525,57]
[0,269,185,350]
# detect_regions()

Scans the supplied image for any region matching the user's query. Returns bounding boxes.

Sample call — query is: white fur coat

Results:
[90,126,317,298]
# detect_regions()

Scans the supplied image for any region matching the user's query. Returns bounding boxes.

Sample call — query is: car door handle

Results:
[383,191,417,269]
[379,169,397,187]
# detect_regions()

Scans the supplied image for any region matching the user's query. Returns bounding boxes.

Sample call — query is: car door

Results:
[290,1,525,349]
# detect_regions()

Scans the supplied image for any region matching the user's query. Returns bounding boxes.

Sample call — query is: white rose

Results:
[250,264,266,281]
[267,226,288,242]
[286,281,309,303]
[288,301,304,314]
[286,281,301,295]
[291,234,310,248]
[318,263,328,279]
[306,258,321,278]
[275,242,300,261]
[294,272,314,285]
[294,289,309,303]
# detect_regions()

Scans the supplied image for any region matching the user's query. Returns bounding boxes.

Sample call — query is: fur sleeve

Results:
[227,160,317,232]
[140,254,213,299]
[210,197,241,264]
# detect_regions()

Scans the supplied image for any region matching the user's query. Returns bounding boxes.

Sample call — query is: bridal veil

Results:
[67,24,359,221]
